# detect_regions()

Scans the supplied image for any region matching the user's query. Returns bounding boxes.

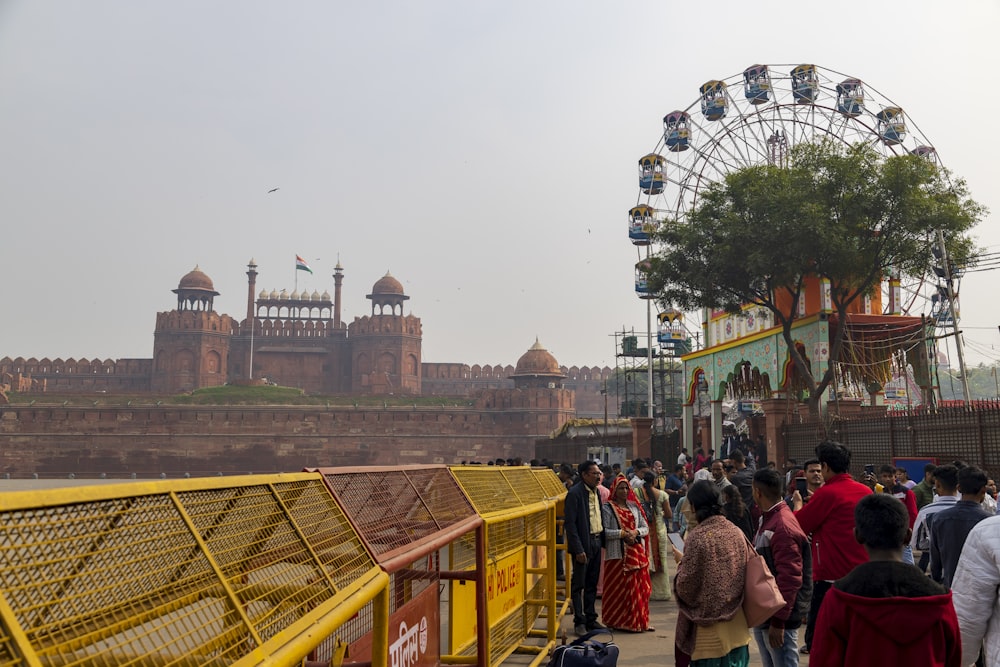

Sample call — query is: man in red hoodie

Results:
[810,493,960,667]
[791,440,870,655]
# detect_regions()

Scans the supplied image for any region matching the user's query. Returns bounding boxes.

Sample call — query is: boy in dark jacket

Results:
[752,468,812,666]
[811,493,960,667]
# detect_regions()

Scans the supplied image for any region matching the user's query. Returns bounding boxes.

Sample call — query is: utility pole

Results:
[936,230,972,404]
[602,381,609,464]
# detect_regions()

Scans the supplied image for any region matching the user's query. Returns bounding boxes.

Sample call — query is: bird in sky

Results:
[267,187,279,193]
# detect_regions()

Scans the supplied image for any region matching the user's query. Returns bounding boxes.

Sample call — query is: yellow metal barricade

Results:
[310,465,485,667]
[531,469,570,617]
[448,467,563,667]
[0,473,388,667]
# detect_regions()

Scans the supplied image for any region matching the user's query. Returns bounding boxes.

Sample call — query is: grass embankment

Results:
[5,385,469,407]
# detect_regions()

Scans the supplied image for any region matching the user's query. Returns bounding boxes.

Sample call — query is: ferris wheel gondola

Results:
[631,63,945,321]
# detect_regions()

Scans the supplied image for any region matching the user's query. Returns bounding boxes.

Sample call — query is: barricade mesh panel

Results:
[488,606,526,666]
[319,465,475,557]
[329,598,373,648]
[450,529,477,571]
[272,480,372,590]
[449,467,522,514]
[526,575,548,627]
[502,468,548,505]
[311,557,438,663]
[533,469,567,499]
[525,512,548,544]
[487,519,526,561]
[448,466,557,667]
[0,622,24,667]
[0,474,380,666]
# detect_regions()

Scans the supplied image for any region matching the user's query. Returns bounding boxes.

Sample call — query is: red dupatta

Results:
[610,475,650,572]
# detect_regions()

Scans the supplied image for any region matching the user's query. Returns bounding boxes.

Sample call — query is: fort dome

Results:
[177,266,215,292]
[371,272,404,296]
[513,339,563,377]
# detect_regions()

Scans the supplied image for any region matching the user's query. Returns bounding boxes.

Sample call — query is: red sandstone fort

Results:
[0,262,615,474]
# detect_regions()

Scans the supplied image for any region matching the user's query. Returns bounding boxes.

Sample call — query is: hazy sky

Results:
[2,1,997,371]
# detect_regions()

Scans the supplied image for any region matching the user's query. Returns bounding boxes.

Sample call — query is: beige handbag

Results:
[741,533,786,628]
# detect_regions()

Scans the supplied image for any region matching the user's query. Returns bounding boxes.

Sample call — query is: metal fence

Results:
[448,466,562,667]
[785,402,1000,479]
[0,473,388,667]
[311,465,485,667]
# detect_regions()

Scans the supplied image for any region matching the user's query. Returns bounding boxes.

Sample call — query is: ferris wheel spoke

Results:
[635,63,945,331]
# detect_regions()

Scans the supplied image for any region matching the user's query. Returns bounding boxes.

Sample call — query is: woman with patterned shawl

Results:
[600,474,653,632]
[672,480,752,667]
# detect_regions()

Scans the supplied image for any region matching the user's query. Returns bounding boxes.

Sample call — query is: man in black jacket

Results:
[564,460,605,636]
[930,465,992,588]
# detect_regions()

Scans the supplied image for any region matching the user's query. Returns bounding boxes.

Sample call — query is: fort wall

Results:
[0,357,614,415]
[0,393,575,476]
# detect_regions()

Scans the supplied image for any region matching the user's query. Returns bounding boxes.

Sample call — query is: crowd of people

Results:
[559,439,1000,667]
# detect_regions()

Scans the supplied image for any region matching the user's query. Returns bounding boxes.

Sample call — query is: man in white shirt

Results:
[983,478,998,514]
[910,465,960,566]
[710,460,732,489]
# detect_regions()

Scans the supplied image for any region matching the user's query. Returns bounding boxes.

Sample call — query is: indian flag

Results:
[295,255,313,274]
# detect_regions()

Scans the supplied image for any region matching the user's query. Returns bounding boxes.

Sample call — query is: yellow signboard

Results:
[451,550,525,651]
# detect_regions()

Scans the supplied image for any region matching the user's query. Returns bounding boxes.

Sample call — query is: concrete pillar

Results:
[682,404,695,454]
[710,400,723,457]
[759,397,794,466]
[630,417,653,461]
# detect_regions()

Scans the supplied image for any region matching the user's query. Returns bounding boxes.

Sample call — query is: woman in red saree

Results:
[600,474,653,632]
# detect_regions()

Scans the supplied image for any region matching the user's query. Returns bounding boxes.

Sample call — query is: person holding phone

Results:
[785,459,823,508]
[877,464,919,565]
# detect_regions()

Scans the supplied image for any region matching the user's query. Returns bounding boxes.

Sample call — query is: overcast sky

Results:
[1,1,997,371]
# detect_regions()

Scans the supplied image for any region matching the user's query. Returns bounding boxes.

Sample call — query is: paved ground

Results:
[555,598,766,667]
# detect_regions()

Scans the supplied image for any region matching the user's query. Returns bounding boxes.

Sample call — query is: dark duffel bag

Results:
[549,631,618,667]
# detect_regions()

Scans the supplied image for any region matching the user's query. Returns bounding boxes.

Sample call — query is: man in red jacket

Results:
[752,468,812,666]
[810,493,960,667]
[792,440,871,655]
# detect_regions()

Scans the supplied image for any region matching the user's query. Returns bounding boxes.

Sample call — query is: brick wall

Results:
[0,400,574,476]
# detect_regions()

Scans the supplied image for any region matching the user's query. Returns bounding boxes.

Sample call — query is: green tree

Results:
[648,140,984,418]
[939,363,1000,401]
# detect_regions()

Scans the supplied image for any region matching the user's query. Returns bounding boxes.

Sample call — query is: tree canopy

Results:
[647,139,985,414]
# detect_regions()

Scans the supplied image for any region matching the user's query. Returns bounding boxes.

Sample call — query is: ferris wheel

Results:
[630,63,946,325]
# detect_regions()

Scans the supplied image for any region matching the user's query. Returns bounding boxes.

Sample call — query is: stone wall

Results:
[1,357,153,393]
[0,398,574,477]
